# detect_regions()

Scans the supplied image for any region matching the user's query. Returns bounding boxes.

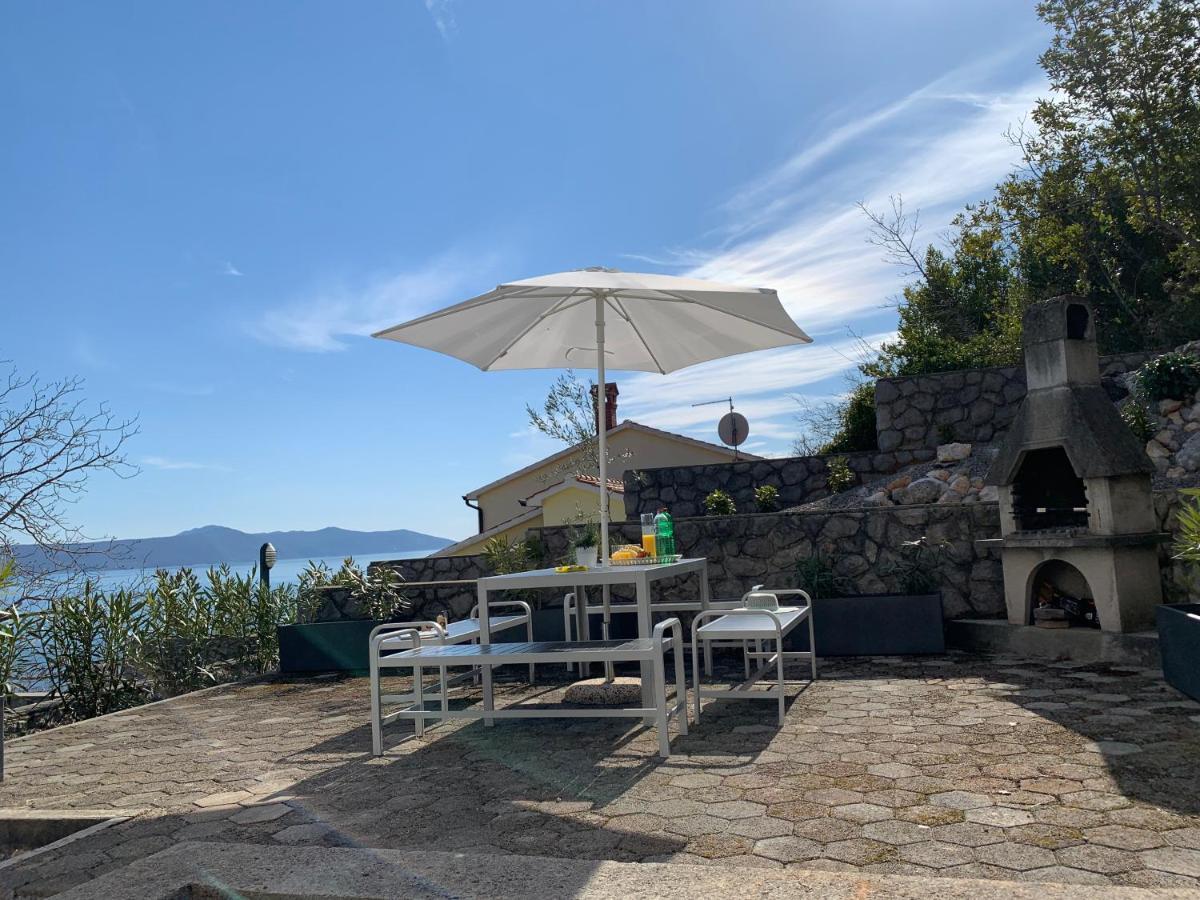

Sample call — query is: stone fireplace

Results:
[985,296,1163,632]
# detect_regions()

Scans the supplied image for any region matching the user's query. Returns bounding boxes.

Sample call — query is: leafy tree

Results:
[857,0,1200,383]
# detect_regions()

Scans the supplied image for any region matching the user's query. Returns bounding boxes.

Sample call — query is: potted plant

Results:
[573,526,599,567]
[1158,490,1200,702]
[790,540,945,656]
[277,559,410,675]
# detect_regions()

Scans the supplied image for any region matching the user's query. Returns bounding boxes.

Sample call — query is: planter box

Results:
[278,619,386,675]
[1157,603,1200,703]
[787,593,945,656]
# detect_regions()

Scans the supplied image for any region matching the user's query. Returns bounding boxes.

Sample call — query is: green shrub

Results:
[794,553,840,600]
[883,536,949,595]
[821,383,878,453]
[704,489,736,516]
[754,485,780,512]
[826,456,854,494]
[39,583,150,721]
[1137,352,1200,402]
[1120,401,1153,445]
[298,557,406,622]
[483,536,533,575]
[0,560,32,700]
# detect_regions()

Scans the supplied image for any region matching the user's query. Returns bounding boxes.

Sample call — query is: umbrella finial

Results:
[579,266,621,273]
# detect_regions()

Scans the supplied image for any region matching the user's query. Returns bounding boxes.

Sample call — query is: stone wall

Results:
[624,448,936,519]
[874,350,1159,452]
[531,502,1006,620]
[332,553,492,622]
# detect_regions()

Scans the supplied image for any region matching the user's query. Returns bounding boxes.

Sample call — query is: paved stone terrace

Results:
[3,655,1200,897]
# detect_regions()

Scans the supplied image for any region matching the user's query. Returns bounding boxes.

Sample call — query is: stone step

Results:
[57,841,1200,900]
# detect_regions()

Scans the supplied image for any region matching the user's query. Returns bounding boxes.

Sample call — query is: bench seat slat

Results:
[379,639,658,667]
[696,607,808,640]
[378,614,526,650]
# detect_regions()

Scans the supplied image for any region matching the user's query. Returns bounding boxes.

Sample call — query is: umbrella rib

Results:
[652,290,813,343]
[481,289,585,369]
[371,285,552,337]
[609,296,666,375]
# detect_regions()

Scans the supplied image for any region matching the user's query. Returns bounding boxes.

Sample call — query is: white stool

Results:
[690,589,816,725]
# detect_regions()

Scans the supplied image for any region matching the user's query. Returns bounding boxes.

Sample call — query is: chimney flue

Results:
[590,382,618,432]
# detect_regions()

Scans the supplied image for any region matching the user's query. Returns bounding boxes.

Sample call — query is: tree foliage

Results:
[861,0,1200,381]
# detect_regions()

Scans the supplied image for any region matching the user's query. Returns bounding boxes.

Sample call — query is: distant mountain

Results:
[14,525,453,572]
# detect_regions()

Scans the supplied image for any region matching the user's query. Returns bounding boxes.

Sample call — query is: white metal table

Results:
[475,557,711,721]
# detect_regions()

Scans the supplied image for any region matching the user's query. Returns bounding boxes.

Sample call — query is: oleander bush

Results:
[826,456,854,494]
[704,489,736,516]
[754,485,780,512]
[29,565,299,726]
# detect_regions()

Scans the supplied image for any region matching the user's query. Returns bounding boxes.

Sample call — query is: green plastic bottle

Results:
[654,508,676,558]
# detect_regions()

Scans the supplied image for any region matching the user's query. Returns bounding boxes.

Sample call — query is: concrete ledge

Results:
[947,618,1161,667]
[57,842,1200,900]
[0,809,133,871]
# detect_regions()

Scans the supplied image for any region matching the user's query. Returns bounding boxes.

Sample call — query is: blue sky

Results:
[2,1,1049,545]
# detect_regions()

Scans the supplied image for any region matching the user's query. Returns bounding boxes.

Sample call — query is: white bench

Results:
[369,601,533,729]
[691,589,817,725]
[370,618,688,757]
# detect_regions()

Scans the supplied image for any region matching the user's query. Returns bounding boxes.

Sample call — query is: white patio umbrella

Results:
[373,267,812,565]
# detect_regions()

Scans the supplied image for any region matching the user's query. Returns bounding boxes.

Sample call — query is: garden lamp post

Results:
[259,542,276,592]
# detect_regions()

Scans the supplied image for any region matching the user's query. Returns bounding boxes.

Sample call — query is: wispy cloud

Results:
[252,251,502,352]
[425,0,457,41]
[619,53,1046,453]
[142,455,231,472]
[223,261,244,277]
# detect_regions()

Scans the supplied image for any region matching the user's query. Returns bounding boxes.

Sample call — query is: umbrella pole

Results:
[595,294,610,567]
[596,295,615,682]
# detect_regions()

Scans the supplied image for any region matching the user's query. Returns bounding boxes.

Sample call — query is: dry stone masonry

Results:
[875,351,1158,452]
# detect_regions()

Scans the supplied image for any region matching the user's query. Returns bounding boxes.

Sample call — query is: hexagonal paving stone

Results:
[1140,847,1200,878]
[896,805,965,826]
[974,842,1057,871]
[662,814,726,837]
[831,803,893,824]
[1166,828,1200,850]
[1055,844,1142,875]
[724,817,794,840]
[792,817,861,844]
[965,807,1034,828]
[708,800,767,820]
[931,822,1007,848]
[767,801,828,822]
[929,791,993,810]
[805,788,864,806]
[898,840,976,869]
[866,762,920,779]
[753,835,822,863]
[1015,866,1110,885]
[862,819,935,846]
[644,799,708,819]
[824,838,899,866]
[1084,824,1166,851]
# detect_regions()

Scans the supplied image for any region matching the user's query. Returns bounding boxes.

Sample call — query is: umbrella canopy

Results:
[373,268,811,374]
[374,268,811,565]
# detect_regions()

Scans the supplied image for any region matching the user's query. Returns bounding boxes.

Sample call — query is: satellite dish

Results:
[718,412,749,447]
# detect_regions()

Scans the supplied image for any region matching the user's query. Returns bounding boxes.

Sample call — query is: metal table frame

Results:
[475,558,710,720]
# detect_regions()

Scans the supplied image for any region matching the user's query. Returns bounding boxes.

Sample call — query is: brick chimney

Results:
[590,382,619,432]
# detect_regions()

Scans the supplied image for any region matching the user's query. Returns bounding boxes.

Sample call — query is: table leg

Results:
[699,562,713,675]
[574,583,589,678]
[636,573,654,723]
[477,581,494,727]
